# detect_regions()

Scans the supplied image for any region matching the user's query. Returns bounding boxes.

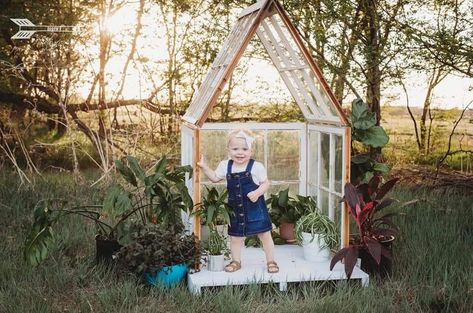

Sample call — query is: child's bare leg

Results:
[257,231,275,262]
[225,236,243,272]
[229,236,243,261]
[258,231,279,273]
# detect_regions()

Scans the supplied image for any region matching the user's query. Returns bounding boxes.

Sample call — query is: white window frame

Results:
[200,122,307,195]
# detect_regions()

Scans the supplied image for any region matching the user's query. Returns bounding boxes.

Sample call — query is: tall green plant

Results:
[350,98,390,184]
[192,186,232,230]
[114,155,193,232]
[24,155,193,266]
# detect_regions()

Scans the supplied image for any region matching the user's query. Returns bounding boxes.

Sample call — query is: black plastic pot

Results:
[95,235,122,264]
[359,237,394,278]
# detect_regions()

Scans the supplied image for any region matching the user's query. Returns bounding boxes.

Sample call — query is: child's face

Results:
[227,137,252,165]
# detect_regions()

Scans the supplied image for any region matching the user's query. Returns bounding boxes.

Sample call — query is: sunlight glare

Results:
[102,9,133,35]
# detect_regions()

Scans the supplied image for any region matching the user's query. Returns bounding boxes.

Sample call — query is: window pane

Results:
[268,183,299,197]
[251,130,265,164]
[308,131,318,186]
[308,184,317,201]
[268,130,299,181]
[201,130,228,183]
[334,135,343,193]
[333,194,342,230]
[320,133,330,188]
[319,188,329,216]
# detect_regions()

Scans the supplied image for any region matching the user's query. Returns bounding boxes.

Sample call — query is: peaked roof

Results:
[182,0,349,127]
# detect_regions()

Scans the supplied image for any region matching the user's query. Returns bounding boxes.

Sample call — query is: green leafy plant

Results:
[267,188,304,226]
[115,224,200,275]
[350,98,391,184]
[294,198,339,250]
[192,186,232,230]
[203,229,229,256]
[292,194,318,217]
[114,155,193,232]
[24,155,193,266]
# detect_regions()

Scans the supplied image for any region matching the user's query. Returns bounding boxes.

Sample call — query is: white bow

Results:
[235,130,255,149]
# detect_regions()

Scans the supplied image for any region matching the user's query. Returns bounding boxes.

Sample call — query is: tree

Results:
[396,0,472,154]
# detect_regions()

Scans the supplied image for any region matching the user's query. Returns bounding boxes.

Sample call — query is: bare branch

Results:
[436,100,473,173]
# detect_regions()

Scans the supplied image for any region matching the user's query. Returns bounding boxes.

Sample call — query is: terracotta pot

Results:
[359,236,394,278]
[279,222,296,243]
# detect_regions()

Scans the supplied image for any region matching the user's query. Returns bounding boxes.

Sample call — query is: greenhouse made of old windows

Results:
[180,0,368,293]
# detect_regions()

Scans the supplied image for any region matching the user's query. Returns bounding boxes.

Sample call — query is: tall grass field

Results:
[0,172,472,313]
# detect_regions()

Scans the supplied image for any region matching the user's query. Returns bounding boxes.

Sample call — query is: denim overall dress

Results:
[226,159,273,237]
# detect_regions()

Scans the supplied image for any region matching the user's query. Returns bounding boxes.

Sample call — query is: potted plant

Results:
[23,155,193,266]
[115,224,200,287]
[267,188,304,243]
[294,197,339,262]
[330,175,399,278]
[202,229,229,272]
[193,186,232,240]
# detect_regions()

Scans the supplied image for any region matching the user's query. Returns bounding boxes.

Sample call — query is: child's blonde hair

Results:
[227,128,256,149]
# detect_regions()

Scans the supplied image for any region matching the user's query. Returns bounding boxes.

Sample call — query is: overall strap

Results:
[226,159,234,175]
[245,159,255,172]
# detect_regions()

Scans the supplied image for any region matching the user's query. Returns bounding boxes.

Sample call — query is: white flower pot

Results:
[301,232,330,262]
[208,254,225,272]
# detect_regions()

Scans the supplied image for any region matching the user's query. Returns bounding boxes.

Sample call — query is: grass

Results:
[0,171,472,312]
[381,106,473,172]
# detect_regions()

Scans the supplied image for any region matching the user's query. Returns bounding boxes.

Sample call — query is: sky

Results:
[232,58,473,110]
[389,74,473,109]
[73,1,473,111]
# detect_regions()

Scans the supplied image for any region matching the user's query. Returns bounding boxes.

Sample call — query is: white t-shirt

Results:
[215,159,268,185]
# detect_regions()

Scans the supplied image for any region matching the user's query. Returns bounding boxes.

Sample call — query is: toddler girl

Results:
[197,129,279,273]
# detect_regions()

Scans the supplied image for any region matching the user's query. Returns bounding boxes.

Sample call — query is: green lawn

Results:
[0,171,472,313]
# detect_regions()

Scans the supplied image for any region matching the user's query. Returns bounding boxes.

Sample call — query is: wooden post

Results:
[342,127,351,247]
[193,127,201,239]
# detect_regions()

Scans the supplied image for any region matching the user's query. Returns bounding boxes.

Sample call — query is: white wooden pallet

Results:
[188,244,369,294]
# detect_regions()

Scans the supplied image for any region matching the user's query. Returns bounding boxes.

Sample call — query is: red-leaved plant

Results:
[330,175,399,278]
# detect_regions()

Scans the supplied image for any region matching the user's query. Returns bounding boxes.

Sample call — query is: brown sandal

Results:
[224,260,241,273]
[267,261,279,273]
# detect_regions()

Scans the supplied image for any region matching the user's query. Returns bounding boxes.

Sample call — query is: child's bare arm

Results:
[247,179,270,202]
[197,160,222,183]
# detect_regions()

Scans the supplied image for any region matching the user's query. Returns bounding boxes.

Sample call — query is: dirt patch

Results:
[391,165,473,191]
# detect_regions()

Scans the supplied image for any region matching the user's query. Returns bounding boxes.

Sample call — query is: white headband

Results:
[235,130,255,149]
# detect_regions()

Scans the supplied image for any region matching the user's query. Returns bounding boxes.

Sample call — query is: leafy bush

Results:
[115,224,200,275]
[23,155,193,266]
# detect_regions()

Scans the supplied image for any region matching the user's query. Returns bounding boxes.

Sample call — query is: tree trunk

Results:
[363,0,381,126]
